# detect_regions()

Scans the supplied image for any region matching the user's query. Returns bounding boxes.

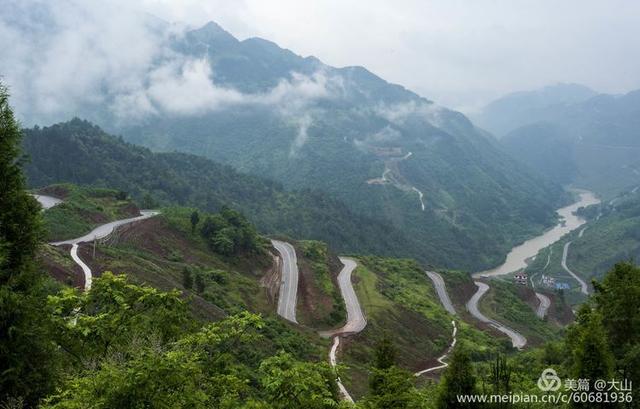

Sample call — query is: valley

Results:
[2,4,639,407]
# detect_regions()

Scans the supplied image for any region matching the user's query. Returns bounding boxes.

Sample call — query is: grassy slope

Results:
[438,269,512,355]
[295,240,346,329]
[39,202,331,359]
[340,257,456,398]
[478,278,561,345]
[567,195,640,281]
[37,184,140,242]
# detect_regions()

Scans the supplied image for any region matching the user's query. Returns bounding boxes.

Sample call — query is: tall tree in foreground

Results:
[571,312,614,409]
[363,336,422,409]
[0,83,58,405]
[592,261,640,408]
[436,345,478,409]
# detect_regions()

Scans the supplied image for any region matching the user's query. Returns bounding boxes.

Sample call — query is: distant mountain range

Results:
[15,19,569,270]
[473,83,598,137]
[477,84,640,196]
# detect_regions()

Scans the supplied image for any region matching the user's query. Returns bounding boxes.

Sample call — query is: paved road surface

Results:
[51,211,159,290]
[415,320,457,376]
[466,282,527,349]
[535,292,551,319]
[32,194,62,210]
[271,240,299,324]
[322,257,367,336]
[328,337,354,403]
[323,257,366,402]
[561,241,589,295]
[426,271,456,315]
[52,211,160,246]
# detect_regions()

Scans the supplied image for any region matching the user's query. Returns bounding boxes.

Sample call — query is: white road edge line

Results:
[50,210,160,291]
[415,321,457,376]
[322,257,366,403]
[271,240,299,324]
[561,241,589,295]
[466,281,527,349]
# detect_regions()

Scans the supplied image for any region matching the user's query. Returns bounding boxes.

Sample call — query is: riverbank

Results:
[474,189,600,278]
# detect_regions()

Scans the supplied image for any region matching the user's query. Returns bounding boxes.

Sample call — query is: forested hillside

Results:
[481,85,640,196]
[11,17,570,270]
[23,119,433,265]
[116,22,569,272]
[23,118,561,270]
[528,187,640,285]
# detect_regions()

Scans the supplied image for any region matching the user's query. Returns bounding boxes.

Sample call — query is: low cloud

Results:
[1,0,343,133]
[288,113,313,157]
[375,100,445,128]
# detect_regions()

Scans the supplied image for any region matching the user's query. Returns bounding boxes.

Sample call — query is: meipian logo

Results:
[537,368,562,392]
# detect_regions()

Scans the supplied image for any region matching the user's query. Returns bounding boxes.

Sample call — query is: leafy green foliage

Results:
[361,366,423,409]
[48,272,193,362]
[259,352,339,409]
[200,207,261,256]
[298,240,345,326]
[436,346,478,409]
[42,273,339,408]
[0,83,59,405]
[190,210,200,233]
[23,120,430,267]
[478,278,560,343]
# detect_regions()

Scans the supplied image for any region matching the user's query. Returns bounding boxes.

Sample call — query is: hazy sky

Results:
[137,0,640,112]
[3,0,640,116]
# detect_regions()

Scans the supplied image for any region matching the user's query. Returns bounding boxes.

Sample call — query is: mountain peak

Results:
[188,20,238,46]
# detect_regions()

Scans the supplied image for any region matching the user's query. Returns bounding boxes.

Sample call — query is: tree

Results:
[0,82,59,405]
[195,272,206,294]
[190,210,200,233]
[570,311,614,409]
[373,335,397,370]
[258,352,339,409]
[483,354,511,409]
[593,262,640,358]
[141,192,156,209]
[182,267,193,289]
[364,366,419,409]
[437,345,478,409]
[213,229,236,255]
[44,311,266,409]
[592,262,640,406]
[48,272,193,362]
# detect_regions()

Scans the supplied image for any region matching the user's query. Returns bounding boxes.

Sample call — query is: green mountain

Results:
[107,22,568,271]
[24,118,563,270]
[473,83,597,137]
[481,85,640,196]
[23,119,430,265]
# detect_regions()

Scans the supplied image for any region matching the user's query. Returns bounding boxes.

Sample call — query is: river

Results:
[473,190,600,278]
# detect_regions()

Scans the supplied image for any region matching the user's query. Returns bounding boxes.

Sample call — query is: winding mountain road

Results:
[366,151,426,211]
[32,194,62,210]
[415,321,457,376]
[529,252,552,319]
[271,240,299,324]
[561,241,589,295]
[425,271,456,315]
[466,282,527,349]
[534,292,551,319]
[413,272,458,375]
[323,257,366,403]
[51,211,159,290]
[330,257,367,335]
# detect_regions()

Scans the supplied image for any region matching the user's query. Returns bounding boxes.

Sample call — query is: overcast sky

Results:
[136,0,640,112]
[3,0,640,116]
